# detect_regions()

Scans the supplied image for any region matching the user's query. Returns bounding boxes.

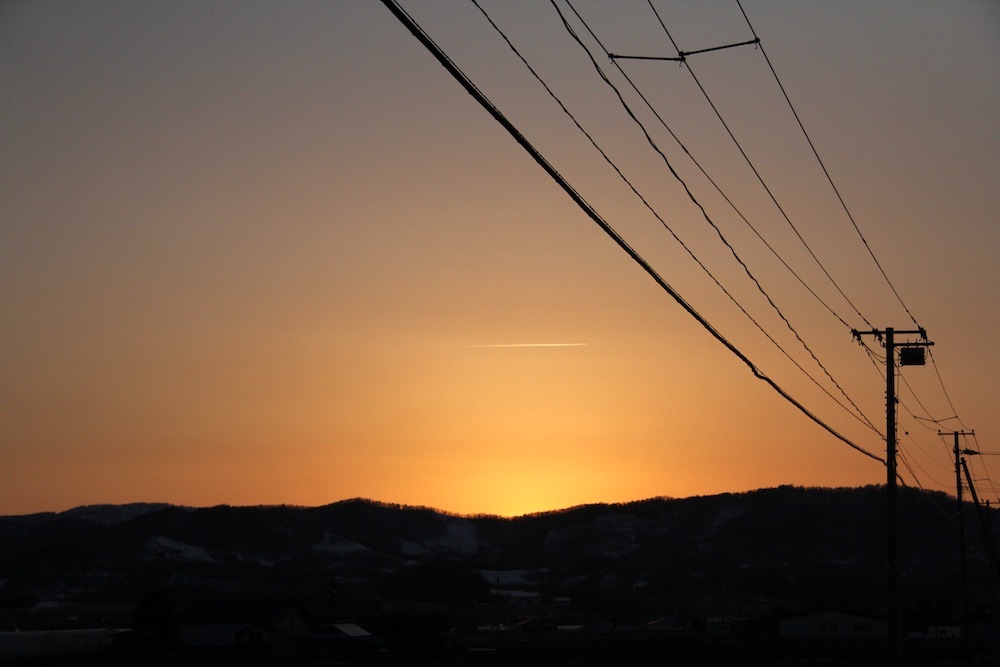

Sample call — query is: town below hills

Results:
[0,485,994,664]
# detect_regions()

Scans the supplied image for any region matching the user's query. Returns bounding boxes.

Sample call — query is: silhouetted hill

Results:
[0,485,992,634]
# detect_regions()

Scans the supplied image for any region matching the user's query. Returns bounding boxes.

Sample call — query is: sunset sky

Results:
[3,1,999,517]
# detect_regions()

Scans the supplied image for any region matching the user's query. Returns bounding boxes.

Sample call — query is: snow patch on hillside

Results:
[426,521,479,554]
[701,507,746,538]
[313,532,368,554]
[398,520,480,556]
[142,536,214,562]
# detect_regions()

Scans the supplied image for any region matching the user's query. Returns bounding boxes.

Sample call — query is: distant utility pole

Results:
[852,327,933,667]
[942,429,976,666]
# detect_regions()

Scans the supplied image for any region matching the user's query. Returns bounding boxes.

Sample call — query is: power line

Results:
[896,447,927,491]
[899,474,962,527]
[736,0,921,330]
[476,0,879,434]
[559,4,858,332]
[739,0,973,484]
[928,349,970,431]
[870,341,970,491]
[578,0,990,565]
[644,0,976,497]
[966,433,1000,502]
[902,431,951,481]
[912,414,961,428]
[567,7,851,329]
[381,0,884,465]
[555,0,879,434]
[644,0,875,331]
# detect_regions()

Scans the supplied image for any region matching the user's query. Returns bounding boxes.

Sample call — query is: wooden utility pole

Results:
[853,327,933,667]
[942,429,976,665]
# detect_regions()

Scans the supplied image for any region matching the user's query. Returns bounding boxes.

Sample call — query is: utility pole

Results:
[942,429,976,665]
[960,458,1000,577]
[852,327,933,667]
[960,453,1000,667]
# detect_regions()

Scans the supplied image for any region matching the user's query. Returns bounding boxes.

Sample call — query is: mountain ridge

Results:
[0,485,988,634]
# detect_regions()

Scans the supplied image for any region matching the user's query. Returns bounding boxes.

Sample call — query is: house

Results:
[312,622,385,654]
[779,610,887,638]
[175,598,315,654]
[173,596,385,656]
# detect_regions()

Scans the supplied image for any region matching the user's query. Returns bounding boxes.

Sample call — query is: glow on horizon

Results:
[1,1,998,517]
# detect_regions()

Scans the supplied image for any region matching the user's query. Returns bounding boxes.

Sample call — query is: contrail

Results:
[466,343,588,348]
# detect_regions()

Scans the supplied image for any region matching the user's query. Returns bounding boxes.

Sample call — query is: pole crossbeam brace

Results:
[609,37,760,63]
[607,54,684,62]
[852,326,933,667]
[851,327,930,343]
[679,37,760,58]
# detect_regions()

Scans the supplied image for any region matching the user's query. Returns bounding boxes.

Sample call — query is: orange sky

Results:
[2,1,999,517]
